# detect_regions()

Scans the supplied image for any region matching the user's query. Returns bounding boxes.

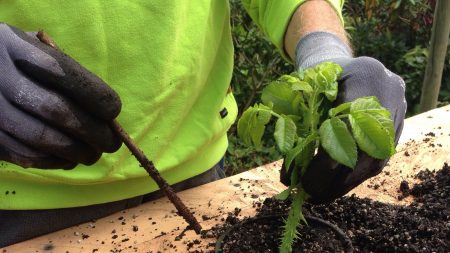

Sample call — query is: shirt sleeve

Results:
[241,0,344,62]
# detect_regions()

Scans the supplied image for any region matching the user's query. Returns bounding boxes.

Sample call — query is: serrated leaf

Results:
[315,62,342,91]
[370,113,396,154]
[321,62,343,78]
[304,63,341,101]
[290,94,304,115]
[350,97,394,154]
[350,96,382,110]
[324,80,338,101]
[278,74,301,84]
[302,68,317,86]
[319,118,357,168]
[291,80,313,92]
[274,116,297,154]
[284,134,317,172]
[321,68,337,83]
[262,82,297,115]
[237,104,272,147]
[329,102,351,117]
[350,96,391,117]
[275,187,292,201]
[349,111,395,159]
[298,137,317,174]
[321,64,341,83]
[316,72,329,91]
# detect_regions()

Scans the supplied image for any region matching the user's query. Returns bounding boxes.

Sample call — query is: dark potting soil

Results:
[217,215,347,253]
[208,163,449,253]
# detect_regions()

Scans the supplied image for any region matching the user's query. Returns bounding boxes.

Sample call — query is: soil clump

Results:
[207,163,449,252]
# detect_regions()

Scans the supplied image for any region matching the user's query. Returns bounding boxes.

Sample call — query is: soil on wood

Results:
[206,163,449,253]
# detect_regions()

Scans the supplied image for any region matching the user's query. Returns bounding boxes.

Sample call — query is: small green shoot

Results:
[237,62,395,253]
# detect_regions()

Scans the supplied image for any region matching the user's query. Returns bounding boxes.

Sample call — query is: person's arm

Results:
[241,0,345,61]
[284,0,349,61]
[241,0,406,203]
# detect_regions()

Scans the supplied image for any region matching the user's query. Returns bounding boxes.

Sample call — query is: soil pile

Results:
[210,163,449,252]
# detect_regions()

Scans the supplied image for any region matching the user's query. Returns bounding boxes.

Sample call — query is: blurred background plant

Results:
[225,0,449,175]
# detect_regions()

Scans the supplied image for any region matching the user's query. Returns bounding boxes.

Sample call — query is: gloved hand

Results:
[281,32,407,204]
[0,23,122,169]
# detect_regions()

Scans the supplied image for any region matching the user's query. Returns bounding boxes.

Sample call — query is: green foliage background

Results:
[225,0,450,175]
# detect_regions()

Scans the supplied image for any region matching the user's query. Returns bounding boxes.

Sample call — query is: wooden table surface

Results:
[3,105,450,253]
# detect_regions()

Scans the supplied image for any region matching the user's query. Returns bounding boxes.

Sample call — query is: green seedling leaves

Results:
[347,96,395,158]
[320,62,342,83]
[350,96,391,117]
[329,102,351,117]
[284,137,305,173]
[324,78,338,101]
[372,113,395,148]
[283,134,317,173]
[291,80,313,92]
[237,61,395,253]
[274,115,297,154]
[349,111,395,159]
[319,118,357,168]
[262,81,297,115]
[313,62,341,101]
[275,186,292,201]
[237,104,272,148]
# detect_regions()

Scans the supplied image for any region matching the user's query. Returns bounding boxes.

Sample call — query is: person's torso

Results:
[0,0,237,209]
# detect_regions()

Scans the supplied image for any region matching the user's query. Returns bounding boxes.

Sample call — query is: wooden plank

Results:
[2,163,285,253]
[2,105,450,253]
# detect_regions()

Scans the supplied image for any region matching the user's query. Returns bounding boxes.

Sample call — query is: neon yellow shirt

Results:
[0,0,342,209]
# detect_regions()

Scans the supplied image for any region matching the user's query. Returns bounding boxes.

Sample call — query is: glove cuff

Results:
[295,31,353,69]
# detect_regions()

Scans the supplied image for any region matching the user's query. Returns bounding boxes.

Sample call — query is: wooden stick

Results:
[36,31,202,234]
[111,121,202,233]
[37,30,58,49]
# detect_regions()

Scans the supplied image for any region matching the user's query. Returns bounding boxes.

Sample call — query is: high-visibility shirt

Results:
[0,0,343,209]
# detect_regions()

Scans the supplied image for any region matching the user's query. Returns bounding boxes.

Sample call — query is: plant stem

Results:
[111,121,202,234]
[279,187,307,253]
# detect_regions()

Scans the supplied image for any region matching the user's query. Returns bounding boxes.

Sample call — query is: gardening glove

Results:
[0,23,122,169]
[280,32,407,204]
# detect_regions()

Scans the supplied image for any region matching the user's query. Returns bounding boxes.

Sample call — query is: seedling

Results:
[237,62,395,252]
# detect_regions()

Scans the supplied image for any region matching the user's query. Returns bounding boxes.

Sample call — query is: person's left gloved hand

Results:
[280,32,407,204]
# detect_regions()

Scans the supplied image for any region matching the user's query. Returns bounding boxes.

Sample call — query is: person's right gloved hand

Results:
[280,32,406,204]
[0,23,122,169]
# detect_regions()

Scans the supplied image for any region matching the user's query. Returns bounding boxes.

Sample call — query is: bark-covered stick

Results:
[36,31,202,234]
[37,30,58,49]
[111,120,202,233]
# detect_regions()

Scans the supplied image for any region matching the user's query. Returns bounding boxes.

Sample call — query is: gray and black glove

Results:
[0,23,122,169]
[281,32,407,204]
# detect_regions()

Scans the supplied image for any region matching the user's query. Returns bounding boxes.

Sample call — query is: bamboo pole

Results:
[419,0,450,112]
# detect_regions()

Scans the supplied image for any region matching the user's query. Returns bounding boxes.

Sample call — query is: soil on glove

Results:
[208,163,450,253]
